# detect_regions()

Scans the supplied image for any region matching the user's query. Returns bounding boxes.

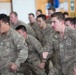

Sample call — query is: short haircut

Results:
[73,17,76,25]
[10,11,18,16]
[37,14,46,20]
[63,12,69,16]
[65,18,74,25]
[48,7,56,12]
[0,14,10,24]
[28,13,35,17]
[51,12,65,21]
[15,25,27,32]
[36,9,42,14]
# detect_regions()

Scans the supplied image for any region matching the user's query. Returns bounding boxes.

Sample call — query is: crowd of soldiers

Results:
[0,6,76,75]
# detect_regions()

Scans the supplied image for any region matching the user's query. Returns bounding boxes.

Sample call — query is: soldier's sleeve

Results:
[68,29,76,63]
[30,35,42,54]
[31,35,53,62]
[14,35,28,67]
[26,25,36,37]
[68,29,76,42]
[40,33,55,62]
[40,40,53,62]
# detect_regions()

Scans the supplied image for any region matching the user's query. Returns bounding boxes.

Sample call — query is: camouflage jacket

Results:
[10,20,35,37]
[37,24,54,46]
[0,28,28,69]
[25,34,43,63]
[42,26,76,74]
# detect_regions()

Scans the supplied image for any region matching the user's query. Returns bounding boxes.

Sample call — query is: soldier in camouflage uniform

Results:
[36,9,42,17]
[10,11,35,37]
[0,14,28,75]
[65,18,75,29]
[63,12,69,19]
[28,13,42,39]
[42,12,76,75]
[28,14,52,74]
[36,14,54,46]
[36,14,54,74]
[46,7,55,24]
[16,25,47,75]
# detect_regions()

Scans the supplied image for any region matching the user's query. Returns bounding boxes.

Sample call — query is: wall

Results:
[35,0,76,17]
[59,0,76,17]
[35,0,48,15]
[12,0,36,24]
[0,2,11,15]
[0,0,11,2]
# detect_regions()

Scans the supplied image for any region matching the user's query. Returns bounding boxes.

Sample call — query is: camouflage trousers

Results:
[63,63,75,75]
[26,60,47,75]
[48,61,64,75]
[48,67,62,75]
[48,61,76,75]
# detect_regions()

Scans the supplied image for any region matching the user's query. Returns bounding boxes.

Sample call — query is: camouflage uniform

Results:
[26,25,36,37]
[0,28,28,75]
[43,26,76,75]
[10,20,36,37]
[25,34,47,75]
[37,24,54,46]
[28,22,38,32]
[29,22,54,74]
[29,22,54,46]
[28,21,41,38]
[46,17,51,24]
[10,20,27,29]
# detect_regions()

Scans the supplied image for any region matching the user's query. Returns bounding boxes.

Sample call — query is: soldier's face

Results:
[64,15,69,19]
[28,15,35,23]
[37,17,45,28]
[17,29,26,38]
[36,11,41,17]
[65,21,75,29]
[0,20,8,34]
[51,17,62,32]
[48,10,54,16]
[65,20,71,26]
[10,14,17,23]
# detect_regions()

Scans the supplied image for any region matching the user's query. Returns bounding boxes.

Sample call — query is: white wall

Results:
[0,2,11,15]
[12,0,36,24]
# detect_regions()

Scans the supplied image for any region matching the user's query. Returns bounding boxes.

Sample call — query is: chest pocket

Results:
[65,38,73,50]
[53,40,60,52]
[0,38,16,57]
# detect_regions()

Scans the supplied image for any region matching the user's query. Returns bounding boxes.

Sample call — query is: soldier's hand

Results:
[42,52,48,59]
[73,68,76,75]
[38,62,45,69]
[10,62,18,72]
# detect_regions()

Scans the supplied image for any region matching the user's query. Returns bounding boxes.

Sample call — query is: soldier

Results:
[0,14,28,75]
[10,11,26,29]
[65,18,75,29]
[46,7,55,24]
[10,11,35,37]
[36,9,42,17]
[28,13,38,37]
[15,25,47,75]
[63,12,69,19]
[74,17,76,29]
[43,12,76,75]
[36,14,54,74]
[36,14,54,46]
[28,13,43,41]
[28,13,38,30]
